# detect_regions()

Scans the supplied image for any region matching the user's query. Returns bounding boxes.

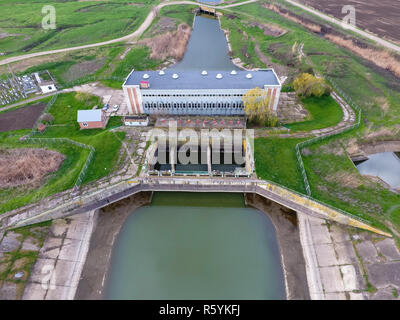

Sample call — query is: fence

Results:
[22,137,95,188]
[29,93,59,137]
[295,76,363,196]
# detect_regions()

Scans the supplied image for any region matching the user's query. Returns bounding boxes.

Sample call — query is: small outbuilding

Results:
[77,109,107,129]
[39,81,57,94]
[124,116,149,127]
[37,123,46,133]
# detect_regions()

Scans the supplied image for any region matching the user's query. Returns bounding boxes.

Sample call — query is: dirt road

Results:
[284,0,400,53]
[0,0,259,66]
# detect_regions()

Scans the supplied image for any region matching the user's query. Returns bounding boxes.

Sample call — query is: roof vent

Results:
[216,73,223,79]
[172,73,179,79]
[159,70,165,75]
[143,73,149,79]
[230,70,237,75]
[201,70,208,75]
[246,73,253,79]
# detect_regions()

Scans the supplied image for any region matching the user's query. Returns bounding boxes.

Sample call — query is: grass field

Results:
[0,0,158,57]
[0,130,90,213]
[0,92,125,213]
[254,137,307,193]
[302,133,400,231]
[285,95,343,132]
[225,1,400,233]
[224,1,400,125]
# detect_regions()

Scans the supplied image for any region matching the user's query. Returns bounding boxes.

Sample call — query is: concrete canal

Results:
[355,152,400,189]
[105,193,286,299]
[171,14,238,71]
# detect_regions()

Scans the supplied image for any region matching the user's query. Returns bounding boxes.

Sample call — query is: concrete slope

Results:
[1,177,391,238]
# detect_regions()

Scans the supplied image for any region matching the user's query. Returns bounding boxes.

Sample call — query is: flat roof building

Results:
[122,69,281,116]
[77,109,107,129]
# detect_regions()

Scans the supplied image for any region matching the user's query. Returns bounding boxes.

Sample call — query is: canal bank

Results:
[76,192,290,300]
[244,193,310,300]
[75,192,153,300]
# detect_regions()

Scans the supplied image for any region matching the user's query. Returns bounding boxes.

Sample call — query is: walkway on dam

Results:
[0,176,391,237]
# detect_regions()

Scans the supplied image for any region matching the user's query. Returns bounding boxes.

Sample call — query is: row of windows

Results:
[143,102,244,109]
[142,93,245,98]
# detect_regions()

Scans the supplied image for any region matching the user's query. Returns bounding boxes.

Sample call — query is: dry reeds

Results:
[141,23,191,61]
[265,4,321,33]
[0,148,65,188]
[264,3,400,78]
[325,34,400,78]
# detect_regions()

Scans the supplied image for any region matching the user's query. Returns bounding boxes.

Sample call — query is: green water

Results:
[171,15,239,71]
[105,192,286,299]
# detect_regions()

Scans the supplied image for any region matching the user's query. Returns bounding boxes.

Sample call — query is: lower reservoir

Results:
[105,192,286,299]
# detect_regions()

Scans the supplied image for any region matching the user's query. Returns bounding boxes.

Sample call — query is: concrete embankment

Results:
[75,192,152,300]
[245,193,310,300]
[22,210,97,299]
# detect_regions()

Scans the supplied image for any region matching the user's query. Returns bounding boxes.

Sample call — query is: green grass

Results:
[254,137,306,193]
[17,45,125,88]
[225,1,400,125]
[226,1,400,233]
[0,138,90,213]
[0,0,157,57]
[158,4,196,27]
[302,134,399,231]
[102,46,161,88]
[0,92,125,213]
[285,95,343,132]
[0,221,52,297]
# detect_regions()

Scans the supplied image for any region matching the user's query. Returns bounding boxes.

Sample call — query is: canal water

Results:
[105,193,286,299]
[171,15,238,71]
[355,152,400,188]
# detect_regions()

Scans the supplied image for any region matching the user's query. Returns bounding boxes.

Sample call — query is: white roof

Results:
[77,109,102,122]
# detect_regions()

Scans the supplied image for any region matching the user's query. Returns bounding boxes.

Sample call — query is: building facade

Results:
[77,109,107,129]
[122,69,281,116]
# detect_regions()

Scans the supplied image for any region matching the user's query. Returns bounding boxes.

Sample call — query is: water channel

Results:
[355,152,400,189]
[105,193,286,299]
[104,14,286,300]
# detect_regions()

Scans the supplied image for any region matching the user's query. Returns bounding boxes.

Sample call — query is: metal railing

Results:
[30,93,59,136]
[22,137,95,188]
[295,76,362,196]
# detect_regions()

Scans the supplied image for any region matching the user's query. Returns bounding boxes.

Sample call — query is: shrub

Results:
[40,113,54,125]
[75,91,91,103]
[293,73,331,97]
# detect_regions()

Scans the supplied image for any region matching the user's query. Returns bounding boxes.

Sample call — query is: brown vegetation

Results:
[0,148,65,188]
[246,21,287,37]
[140,23,191,61]
[266,4,321,33]
[324,34,400,78]
[264,3,400,78]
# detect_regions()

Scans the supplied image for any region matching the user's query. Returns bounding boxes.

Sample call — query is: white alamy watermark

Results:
[42,5,56,30]
[148,122,253,167]
[341,5,356,29]
[41,264,56,290]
